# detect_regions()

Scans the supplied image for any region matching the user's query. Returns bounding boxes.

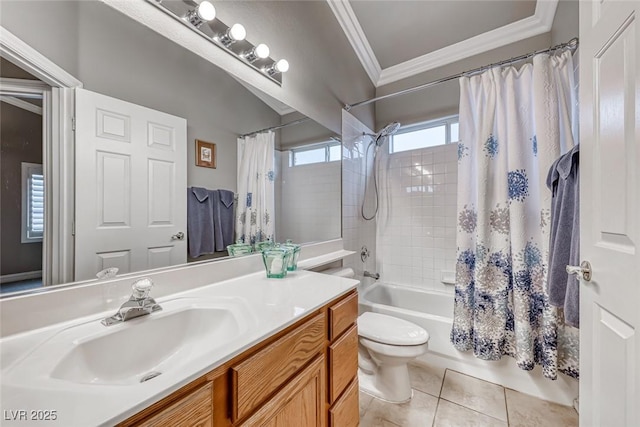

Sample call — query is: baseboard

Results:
[0,270,42,284]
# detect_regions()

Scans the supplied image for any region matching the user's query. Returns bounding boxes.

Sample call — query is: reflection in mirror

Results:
[0,1,341,296]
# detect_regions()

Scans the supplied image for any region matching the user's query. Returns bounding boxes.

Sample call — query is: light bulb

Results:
[255,43,270,59]
[196,1,216,21]
[229,23,246,42]
[275,59,289,73]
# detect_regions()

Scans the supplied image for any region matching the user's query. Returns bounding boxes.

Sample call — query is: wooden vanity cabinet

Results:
[119,290,358,427]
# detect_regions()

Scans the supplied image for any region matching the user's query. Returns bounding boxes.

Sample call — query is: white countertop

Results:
[0,270,358,426]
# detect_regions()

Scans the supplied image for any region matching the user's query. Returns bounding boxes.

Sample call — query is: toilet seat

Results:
[358,312,429,346]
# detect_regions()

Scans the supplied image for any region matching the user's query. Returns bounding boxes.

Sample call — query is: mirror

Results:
[0,0,341,295]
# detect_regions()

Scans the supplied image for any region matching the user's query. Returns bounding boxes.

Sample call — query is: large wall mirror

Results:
[0,1,342,295]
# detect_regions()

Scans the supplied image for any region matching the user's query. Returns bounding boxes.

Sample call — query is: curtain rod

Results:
[240,117,311,138]
[344,37,579,111]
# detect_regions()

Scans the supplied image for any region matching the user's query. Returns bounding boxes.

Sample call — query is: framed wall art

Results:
[195,139,216,168]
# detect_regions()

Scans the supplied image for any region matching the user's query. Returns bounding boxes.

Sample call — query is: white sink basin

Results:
[6,297,254,386]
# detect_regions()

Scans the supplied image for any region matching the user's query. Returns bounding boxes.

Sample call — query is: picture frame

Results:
[195,139,216,168]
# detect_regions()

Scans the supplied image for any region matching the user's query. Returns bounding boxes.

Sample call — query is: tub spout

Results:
[364,271,380,280]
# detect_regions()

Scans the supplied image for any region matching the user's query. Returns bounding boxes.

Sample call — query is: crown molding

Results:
[325,0,381,85]
[327,0,558,88]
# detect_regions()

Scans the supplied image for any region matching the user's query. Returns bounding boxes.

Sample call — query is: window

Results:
[290,141,341,166]
[21,162,44,243]
[389,116,459,154]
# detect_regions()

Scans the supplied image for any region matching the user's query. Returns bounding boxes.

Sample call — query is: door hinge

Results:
[71,117,76,131]
[72,221,75,236]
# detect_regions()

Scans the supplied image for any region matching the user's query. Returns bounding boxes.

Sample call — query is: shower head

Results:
[374,121,401,145]
[362,121,401,147]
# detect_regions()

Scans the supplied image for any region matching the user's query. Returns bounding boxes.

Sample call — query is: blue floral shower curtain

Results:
[236,131,275,245]
[452,51,580,379]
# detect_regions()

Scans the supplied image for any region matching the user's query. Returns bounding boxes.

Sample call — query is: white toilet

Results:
[357,312,430,403]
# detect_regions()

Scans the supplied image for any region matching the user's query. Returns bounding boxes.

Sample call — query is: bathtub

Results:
[359,283,455,359]
[358,282,579,406]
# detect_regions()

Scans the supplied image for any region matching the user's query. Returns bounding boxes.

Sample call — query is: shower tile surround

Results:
[342,111,377,281]
[359,364,579,427]
[277,151,341,243]
[377,143,458,293]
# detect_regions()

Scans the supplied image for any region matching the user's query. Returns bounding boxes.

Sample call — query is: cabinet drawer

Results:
[328,291,358,341]
[328,324,358,404]
[232,313,326,421]
[329,379,359,427]
[137,382,212,427]
[239,356,325,427]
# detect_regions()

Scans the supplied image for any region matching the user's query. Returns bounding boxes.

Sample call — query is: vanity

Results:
[0,268,359,426]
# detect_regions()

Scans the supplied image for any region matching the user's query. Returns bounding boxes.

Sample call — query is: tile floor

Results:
[359,364,578,427]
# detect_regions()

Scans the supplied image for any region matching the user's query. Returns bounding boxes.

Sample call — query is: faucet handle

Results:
[131,277,154,299]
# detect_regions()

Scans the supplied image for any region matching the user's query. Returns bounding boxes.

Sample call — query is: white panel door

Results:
[75,88,187,281]
[579,1,639,425]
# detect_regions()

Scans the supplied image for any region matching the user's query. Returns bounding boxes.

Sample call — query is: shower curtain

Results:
[236,131,275,245]
[451,51,579,380]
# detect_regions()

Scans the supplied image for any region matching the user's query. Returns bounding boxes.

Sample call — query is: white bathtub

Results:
[359,283,455,359]
[358,282,579,405]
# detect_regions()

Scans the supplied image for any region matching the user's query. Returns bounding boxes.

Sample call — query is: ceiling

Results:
[327,0,558,87]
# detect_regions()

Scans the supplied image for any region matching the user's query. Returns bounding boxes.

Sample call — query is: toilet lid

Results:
[358,312,429,346]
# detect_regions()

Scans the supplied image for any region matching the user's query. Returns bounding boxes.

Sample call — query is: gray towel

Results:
[546,144,580,327]
[187,187,215,258]
[213,189,235,251]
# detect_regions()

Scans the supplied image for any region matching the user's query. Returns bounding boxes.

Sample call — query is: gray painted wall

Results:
[551,0,579,46]
[372,4,579,129]
[279,112,336,150]
[373,33,552,128]
[211,1,376,132]
[1,103,43,276]
[1,1,281,192]
[1,0,377,186]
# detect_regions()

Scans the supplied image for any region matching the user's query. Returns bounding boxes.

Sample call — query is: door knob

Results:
[171,231,185,241]
[566,261,592,282]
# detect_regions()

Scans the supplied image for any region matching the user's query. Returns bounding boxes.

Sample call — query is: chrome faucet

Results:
[101,277,162,326]
[363,271,380,280]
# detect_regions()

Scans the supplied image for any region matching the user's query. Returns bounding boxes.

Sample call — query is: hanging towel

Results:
[212,189,235,251]
[187,187,215,258]
[546,144,580,327]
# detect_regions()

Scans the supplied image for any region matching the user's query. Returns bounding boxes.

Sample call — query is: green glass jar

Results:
[281,240,301,271]
[261,247,291,278]
[226,240,253,257]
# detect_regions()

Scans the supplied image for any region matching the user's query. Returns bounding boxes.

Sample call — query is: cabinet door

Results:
[137,382,212,427]
[240,356,325,427]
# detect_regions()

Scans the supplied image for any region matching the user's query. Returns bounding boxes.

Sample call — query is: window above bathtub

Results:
[390,115,459,154]
[290,141,341,166]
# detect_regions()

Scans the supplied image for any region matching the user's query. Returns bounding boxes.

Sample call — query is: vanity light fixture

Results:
[263,59,289,76]
[147,0,288,85]
[216,23,246,47]
[185,1,216,28]
[243,43,270,63]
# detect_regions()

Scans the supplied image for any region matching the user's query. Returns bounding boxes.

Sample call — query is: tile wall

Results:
[376,143,458,293]
[341,111,377,280]
[277,151,341,243]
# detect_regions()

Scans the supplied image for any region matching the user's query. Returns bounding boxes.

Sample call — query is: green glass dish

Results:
[226,240,253,257]
[261,247,291,279]
[281,240,301,271]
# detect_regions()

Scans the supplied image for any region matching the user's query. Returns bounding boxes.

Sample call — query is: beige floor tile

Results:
[505,389,578,427]
[365,389,439,426]
[434,399,508,427]
[360,391,374,417]
[408,363,446,397]
[440,370,507,421]
[360,411,401,427]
